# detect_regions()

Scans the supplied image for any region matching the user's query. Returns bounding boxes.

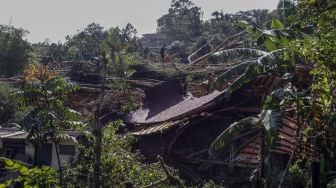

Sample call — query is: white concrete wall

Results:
[25,143,34,157]
[50,140,79,169]
[0,138,78,170]
[25,142,35,163]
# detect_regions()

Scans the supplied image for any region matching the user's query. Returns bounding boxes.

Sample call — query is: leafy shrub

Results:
[0,158,58,188]
[64,120,180,187]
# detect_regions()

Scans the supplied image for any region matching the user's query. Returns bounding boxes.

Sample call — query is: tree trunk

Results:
[54,141,64,187]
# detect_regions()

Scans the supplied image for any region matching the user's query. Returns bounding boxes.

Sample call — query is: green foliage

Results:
[64,23,140,61]
[286,160,310,188]
[271,19,285,30]
[103,28,140,112]
[0,82,26,126]
[213,48,286,96]
[64,120,176,187]
[210,48,267,64]
[10,64,84,185]
[11,65,83,140]
[210,1,336,186]
[0,25,34,76]
[65,23,107,60]
[101,121,168,187]
[328,179,336,188]
[32,40,67,63]
[0,158,58,188]
[211,108,283,153]
[157,0,202,42]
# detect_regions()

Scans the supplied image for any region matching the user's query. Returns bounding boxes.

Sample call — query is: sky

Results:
[0,0,279,43]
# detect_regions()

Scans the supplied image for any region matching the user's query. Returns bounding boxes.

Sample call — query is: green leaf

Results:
[280,37,289,47]
[20,166,29,175]
[318,14,326,27]
[237,20,249,28]
[264,38,277,51]
[307,0,315,4]
[4,158,14,167]
[271,19,284,30]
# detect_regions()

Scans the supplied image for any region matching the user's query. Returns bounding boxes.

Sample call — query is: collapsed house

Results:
[126,72,315,185]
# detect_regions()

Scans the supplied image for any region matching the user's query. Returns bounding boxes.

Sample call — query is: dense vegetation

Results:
[0,0,335,187]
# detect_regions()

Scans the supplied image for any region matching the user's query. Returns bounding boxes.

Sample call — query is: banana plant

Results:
[204,18,308,186]
[210,109,283,154]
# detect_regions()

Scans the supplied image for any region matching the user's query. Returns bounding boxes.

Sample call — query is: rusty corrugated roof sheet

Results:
[128,90,224,124]
[230,116,316,167]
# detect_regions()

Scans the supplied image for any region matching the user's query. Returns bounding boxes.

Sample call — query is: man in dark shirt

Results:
[144,47,150,59]
[160,44,166,62]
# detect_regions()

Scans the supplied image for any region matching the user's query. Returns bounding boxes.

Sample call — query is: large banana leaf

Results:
[208,48,267,64]
[214,49,285,95]
[260,109,282,132]
[260,109,283,148]
[222,62,261,97]
[210,117,259,153]
[214,60,254,89]
[257,49,285,69]
[210,109,283,154]
[211,48,268,62]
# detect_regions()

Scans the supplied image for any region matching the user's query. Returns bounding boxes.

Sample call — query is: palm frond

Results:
[214,60,254,89]
[213,48,268,58]
[259,109,283,148]
[210,117,259,153]
[260,109,282,132]
[209,48,267,64]
[214,49,286,96]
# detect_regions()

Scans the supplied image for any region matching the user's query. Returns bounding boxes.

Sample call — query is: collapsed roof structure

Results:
[126,66,315,185]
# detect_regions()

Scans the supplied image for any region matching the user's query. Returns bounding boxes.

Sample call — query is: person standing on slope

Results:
[160,43,166,62]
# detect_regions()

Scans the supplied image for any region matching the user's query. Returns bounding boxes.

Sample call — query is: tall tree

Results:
[65,23,107,60]
[157,0,202,42]
[0,25,34,76]
[12,64,84,186]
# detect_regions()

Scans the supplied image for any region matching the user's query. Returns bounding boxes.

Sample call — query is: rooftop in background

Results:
[0,128,26,139]
[140,33,168,49]
[142,33,168,40]
[0,128,80,141]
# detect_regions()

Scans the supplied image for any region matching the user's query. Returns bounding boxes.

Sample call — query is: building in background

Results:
[140,33,168,49]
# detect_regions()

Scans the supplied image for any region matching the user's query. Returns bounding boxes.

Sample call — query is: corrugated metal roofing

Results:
[230,116,316,167]
[130,75,281,135]
[132,120,185,136]
[2,132,28,139]
[0,128,25,139]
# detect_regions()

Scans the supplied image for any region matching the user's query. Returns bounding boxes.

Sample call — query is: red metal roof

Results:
[230,116,316,167]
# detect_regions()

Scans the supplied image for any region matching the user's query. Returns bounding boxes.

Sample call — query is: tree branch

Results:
[188,29,247,66]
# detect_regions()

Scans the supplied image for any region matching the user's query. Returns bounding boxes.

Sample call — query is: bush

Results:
[64,120,181,187]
